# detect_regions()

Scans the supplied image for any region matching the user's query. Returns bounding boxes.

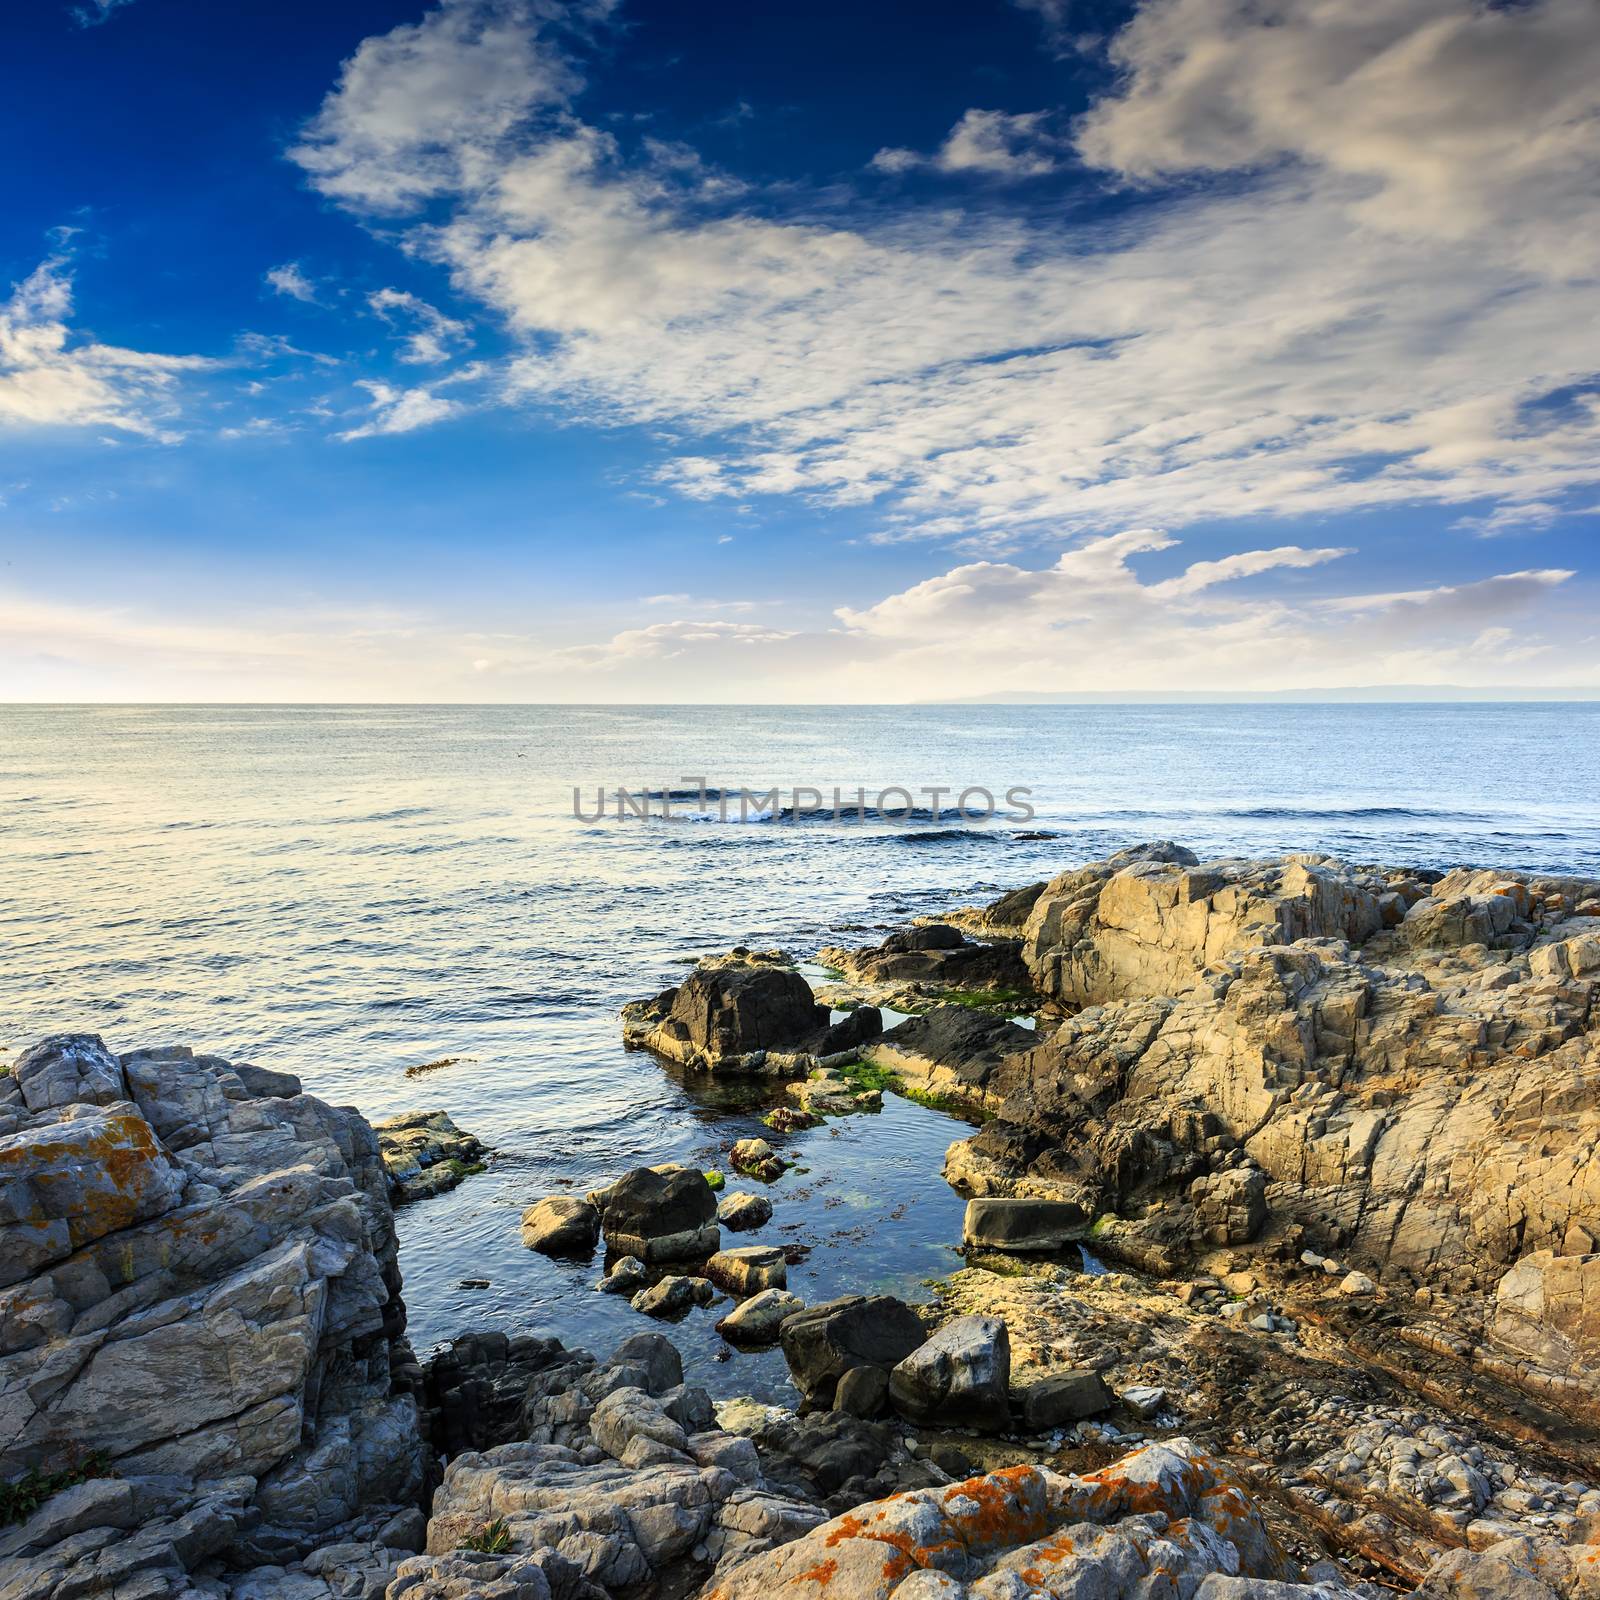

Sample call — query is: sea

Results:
[4,702,1598,1397]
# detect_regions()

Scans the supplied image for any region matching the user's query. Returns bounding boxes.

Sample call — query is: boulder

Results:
[631,1275,713,1319]
[717,1288,806,1345]
[719,1190,773,1231]
[601,1166,720,1263]
[779,1295,927,1405]
[732,1137,786,1181]
[833,1365,890,1420]
[1024,1369,1114,1429]
[963,1196,1092,1251]
[520,1196,600,1256]
[621,953,831,1068]
[706,1245,788,1295]
[888,1314,1011,1431]
[597,1255,649,1295]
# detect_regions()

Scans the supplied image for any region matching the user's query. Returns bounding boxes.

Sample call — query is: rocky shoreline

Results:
[6,843,1600,1598]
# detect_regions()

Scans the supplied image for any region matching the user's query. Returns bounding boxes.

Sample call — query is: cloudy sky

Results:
[4,0,1599,701]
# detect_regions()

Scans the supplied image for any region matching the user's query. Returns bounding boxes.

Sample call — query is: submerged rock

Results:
[719,1190,774,1231]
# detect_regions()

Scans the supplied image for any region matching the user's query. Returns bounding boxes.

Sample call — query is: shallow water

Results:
[3,703,1597,1396]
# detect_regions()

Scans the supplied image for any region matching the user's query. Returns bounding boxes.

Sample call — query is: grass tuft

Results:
[0,1452,111,1528]
[459,1517,513,1554]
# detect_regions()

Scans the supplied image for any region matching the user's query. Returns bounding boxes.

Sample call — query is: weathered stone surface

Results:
[818,926,1032,998]
[705,1440,1295,1600]
[780,1296,928,1405]
[834,1365,891,1420]
[0,1033,424,1599]
[522,1197,601,1257]
[374,1109,484,1203]
[1023,1369,1114,1428]
[864,1008,1037,1112]
[888,1314,1010,1431]
[938,847,1600,1390]
[706,1245,788,1296]
[719,1191,773,1231]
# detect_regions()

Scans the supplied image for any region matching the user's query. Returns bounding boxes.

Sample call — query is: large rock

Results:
[817,926,1032,996]
[887,1314,1010,1431]
[521,1196,601,1256]
[962,1196,1092,1251]
[0,1033,424,1593]
[716,1288,805,1345]
[374,1109,485,1203]
[779,1296,927,1405]
[601,1166,720,1263]
[706,1245,788,1295]
[863,1007,1037,1111]
[705,1440,1296,1600]
[621,953,849,1070]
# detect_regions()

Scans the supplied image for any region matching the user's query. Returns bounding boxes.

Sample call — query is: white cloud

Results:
[1075,0,1600,274]
[339,379,462,439]
[368,287,470,363]
[0,257,208,440]
[289,0,1600,554]
[871,109,1062,179]
[266,262,319,303]
[937,109,1061,177]
[289,0,614,212]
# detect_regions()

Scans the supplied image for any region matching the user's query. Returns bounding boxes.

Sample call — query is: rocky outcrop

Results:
[928,847,1600,1401]
[887,1314,1010,1432]
[818,925,1032,1000]
[622,953,880,1072]
[374,1110,485,1203]
[0,1034,425,1598]
[925,882,1048,940]
[705,1441,1302,1600]
[861,1007,1037,1110]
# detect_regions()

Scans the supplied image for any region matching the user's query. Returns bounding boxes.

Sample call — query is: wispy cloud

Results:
[265,262,320,303]
[0,256,209,440]
[70,0,137,28]
[367,287,470,364]
[285,0,1600,551]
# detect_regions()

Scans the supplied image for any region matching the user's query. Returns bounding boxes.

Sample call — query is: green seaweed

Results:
[836,1058,899,1093]
[704,1169,725,1190]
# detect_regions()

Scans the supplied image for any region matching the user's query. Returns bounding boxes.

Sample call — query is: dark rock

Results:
[963,1196,1092,1251]
[872,1006,1037,1102]
[1024,1369,1114,1429]
[780,1295,928,1404]
[608,1333,684,1395]
[234,1062,303,1098]
[889,1314,1011,1432]
[834,1365,890,1419]
[601,1166,720,1262]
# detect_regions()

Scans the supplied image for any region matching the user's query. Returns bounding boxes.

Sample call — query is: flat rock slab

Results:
[963,1196,1092,1251]
[706,1245,788,1295]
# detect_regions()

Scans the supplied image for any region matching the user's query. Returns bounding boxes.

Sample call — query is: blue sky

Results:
[3,0,1599,701]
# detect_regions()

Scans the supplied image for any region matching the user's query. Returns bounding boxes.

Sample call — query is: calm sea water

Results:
[4,703,1597,1396]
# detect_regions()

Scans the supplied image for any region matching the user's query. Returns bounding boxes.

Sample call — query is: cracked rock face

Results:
[928,849,1600,1386]
[0,1034,424,1599]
